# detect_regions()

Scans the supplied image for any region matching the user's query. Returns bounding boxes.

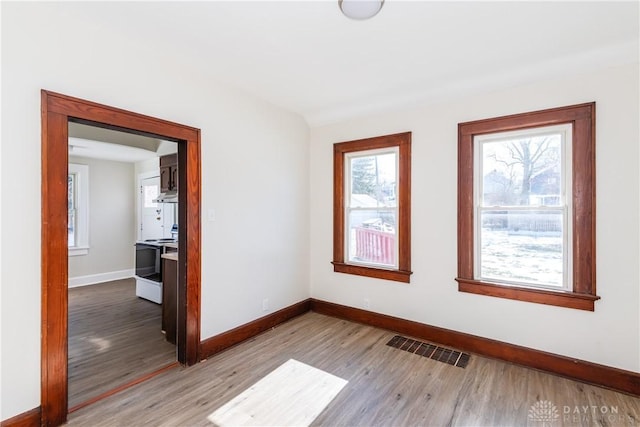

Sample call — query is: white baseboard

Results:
[68,269,135,288]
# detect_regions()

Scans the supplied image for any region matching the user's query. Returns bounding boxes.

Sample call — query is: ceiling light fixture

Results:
[339,0,384,20]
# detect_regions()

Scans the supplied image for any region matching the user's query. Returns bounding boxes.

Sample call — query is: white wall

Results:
[310,63,640,373]
[0,2,309,421]
[2,1,636,422]
[135,157,160,176]
[68,156,136,281]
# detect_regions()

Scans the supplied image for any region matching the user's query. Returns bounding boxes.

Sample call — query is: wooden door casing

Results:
[41,90,201,426]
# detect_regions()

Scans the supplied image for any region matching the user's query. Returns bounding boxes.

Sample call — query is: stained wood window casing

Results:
[456,103,599,310]
[333,132,412,283]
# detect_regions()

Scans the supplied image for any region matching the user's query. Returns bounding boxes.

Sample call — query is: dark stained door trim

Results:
[41,90,201,426]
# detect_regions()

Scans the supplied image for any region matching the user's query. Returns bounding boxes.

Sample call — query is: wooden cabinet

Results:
[162,254,178,345]
[160,153,178,193]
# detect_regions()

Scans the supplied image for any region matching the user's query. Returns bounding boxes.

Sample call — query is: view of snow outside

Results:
[479,131,566,287]
[480,227,563,287]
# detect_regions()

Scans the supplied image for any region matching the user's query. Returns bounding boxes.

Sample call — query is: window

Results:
[457,103,599,310]
[476,124,570,290]
[68,163,89,256]
[333,132,412,283]
[144,182,159,208]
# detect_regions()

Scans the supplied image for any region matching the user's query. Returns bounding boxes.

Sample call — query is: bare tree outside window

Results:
[483,135,561,207]
[457,103,598,311]
[478,132,566,288]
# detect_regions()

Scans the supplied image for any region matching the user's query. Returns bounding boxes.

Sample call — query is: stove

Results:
[139,238,177,246]
[134,239,177,304]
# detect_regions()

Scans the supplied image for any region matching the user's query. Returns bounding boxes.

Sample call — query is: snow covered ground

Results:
[480,228,563,287]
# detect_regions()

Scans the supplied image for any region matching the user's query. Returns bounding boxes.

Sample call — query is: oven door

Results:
[135,243,161,282]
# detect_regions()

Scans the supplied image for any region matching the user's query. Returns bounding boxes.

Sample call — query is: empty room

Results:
[2,1,640,426]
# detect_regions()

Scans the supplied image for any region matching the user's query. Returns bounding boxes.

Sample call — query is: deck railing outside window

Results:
[354,226,395,265]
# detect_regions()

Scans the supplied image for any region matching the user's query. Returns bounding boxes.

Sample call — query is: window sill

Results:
[333,262,412,283]
[69,247,89,257]
[455,278,600,311]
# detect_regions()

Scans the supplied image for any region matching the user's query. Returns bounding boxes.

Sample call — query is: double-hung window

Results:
[475,124,571,289]
[333,132,412,283]
[457,103,598,310]
[68,163,89,256]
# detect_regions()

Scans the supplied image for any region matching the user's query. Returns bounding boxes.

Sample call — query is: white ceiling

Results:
[61,1,639,126]
[68,137,159,162]
[67,122,177,163]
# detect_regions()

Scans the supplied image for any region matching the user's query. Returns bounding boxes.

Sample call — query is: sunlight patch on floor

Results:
[208,359,347,427]
[88,337,111,351]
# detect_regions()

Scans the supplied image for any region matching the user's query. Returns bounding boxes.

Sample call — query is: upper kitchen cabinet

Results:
[160,153,178,193]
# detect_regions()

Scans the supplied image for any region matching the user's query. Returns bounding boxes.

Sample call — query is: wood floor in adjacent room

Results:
[68,278,176,409]
[66,311,640,426]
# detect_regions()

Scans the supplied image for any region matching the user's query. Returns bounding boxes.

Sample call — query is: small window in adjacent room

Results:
[333,132,412,283]
[68,163,89,256]
[456,103,599,310]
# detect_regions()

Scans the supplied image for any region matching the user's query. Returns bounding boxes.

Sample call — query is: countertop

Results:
[161,252,178,261]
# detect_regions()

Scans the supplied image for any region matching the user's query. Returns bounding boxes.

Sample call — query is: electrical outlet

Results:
[262,298,269,311]
[208,209,216,221]
[364,298,371,309]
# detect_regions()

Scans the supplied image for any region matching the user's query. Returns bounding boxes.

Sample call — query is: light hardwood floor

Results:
[66,311,640,426]
[68,278,176,408]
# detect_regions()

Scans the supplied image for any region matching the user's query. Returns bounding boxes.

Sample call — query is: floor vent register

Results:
[386,335,470,368]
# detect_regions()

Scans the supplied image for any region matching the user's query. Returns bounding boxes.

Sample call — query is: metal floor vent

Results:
[386,335,470,368]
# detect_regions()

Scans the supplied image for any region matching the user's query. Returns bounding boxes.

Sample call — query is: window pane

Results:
[350,153,396,208]
[144,184,159,208]
[334,133,411,282]
[68,174,75,210]
[482,135,562,207]
[68,211,75,246]
[68,174,76,247]
[479,210,563,287]
[348,210,396,267]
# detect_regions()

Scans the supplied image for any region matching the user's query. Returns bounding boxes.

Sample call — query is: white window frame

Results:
[137,170,161,242]
[68,163,89,256]
[473,124,573,291]
[344,147,400,270]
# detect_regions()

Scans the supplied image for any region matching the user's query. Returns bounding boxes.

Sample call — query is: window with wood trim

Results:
[456,103,599,310]
[68,163,89,256]
[333,132,412,283]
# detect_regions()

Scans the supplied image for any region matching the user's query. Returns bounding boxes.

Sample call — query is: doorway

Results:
[67,126,180,410]
[41,90,201,426]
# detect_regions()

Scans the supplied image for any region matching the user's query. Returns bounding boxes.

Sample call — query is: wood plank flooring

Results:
[66,312,640,426]
[68,278,176,409]
[208,359,347,426]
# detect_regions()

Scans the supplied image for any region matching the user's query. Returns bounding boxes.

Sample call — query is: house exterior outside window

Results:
[474,124,571,290]
[456,103,598,310]
[333,132,412,283]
